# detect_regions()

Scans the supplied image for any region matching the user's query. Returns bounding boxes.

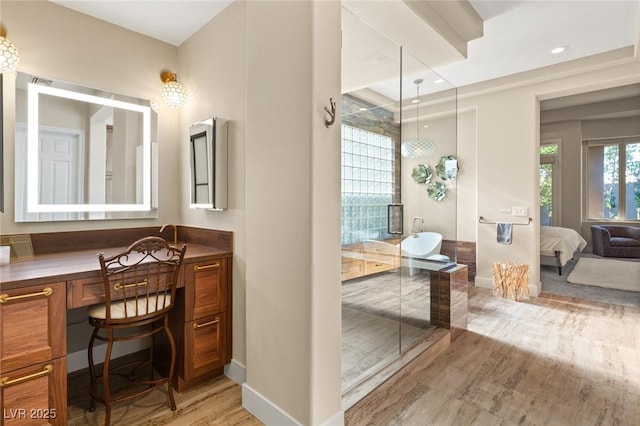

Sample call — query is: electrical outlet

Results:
[512,206,528,217]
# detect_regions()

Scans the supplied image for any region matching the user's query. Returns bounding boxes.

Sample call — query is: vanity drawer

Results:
[0,358,67,425]
[68,272,177,309]
[184,258,228,321]
[184,313,228,381]
[0,282,66,373]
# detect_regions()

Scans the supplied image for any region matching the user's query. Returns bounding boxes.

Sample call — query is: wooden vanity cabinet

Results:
[171,256,231,392]
[0,282,67,425]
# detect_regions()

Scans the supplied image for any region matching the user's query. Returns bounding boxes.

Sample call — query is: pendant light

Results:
[401,78,434,158]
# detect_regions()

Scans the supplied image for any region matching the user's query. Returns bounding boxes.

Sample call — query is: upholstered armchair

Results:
[591,225,640,258]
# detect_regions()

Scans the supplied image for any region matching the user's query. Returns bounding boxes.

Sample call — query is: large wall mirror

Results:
[15,72,158,221]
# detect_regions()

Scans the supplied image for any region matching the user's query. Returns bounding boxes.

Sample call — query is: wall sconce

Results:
[0,27,20,73]
[160,71,187,108]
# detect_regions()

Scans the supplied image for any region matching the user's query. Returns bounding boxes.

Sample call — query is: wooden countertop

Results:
[0,243,231,291]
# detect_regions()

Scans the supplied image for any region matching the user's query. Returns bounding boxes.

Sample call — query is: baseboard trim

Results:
[224,359,246,385]
[242,383,302,426]
[475,276,492,289]
[321,410,345,426]
[475,276,540,297]
[241,383,344,426]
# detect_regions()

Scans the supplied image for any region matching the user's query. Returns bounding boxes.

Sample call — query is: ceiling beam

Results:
[402,0,483,58]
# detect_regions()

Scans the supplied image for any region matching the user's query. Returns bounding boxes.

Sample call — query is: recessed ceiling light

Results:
[434,79,445,84]
[359,107,368,111]
[551,46,567,54]
[411,99,420,104]
[423,124,429,128]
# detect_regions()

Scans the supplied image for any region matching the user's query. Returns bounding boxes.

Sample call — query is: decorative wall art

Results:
[427,181,447,201]
[436,155,459,184]
[411,164,432,184]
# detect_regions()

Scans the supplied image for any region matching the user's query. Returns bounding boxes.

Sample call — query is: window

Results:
[540,142,560,226]
[585,138,640,221]
[341,124,395,245]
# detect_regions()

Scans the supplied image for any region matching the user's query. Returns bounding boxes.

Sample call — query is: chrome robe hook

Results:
[324,98,336,128]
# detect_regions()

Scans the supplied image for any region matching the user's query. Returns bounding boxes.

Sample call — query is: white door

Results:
[15,124,84,221]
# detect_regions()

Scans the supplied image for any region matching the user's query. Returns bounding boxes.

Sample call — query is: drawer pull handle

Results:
[0,364,53,388]
[0,287,53,304]
[114,279,148,290]
[193,317,220,329]
[194,262,220,271]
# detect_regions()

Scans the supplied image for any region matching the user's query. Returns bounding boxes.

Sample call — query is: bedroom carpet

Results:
[567,257,640,292]
[540,259,640,307]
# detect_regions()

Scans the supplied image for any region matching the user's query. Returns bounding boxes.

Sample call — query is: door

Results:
[540,140,561,226]
[15,124,84,221]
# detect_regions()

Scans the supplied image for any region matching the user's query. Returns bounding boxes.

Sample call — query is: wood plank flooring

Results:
[67,370,261,425]
[342,270,435,393]
[68,285,640,425]
[346,287,640,425]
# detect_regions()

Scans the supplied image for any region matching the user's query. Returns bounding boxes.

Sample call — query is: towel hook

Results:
[324,98,336,128]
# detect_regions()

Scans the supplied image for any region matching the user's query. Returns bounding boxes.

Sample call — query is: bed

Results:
[540,226,588,275]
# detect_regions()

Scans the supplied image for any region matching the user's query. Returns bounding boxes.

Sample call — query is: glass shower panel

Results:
[398,51,458,352]
[340,6,403,395]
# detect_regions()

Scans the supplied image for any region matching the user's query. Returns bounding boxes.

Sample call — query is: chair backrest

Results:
[98,236,187,323]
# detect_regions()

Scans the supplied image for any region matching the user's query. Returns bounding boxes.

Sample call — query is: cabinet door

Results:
[0,282,66,373]
[185,258,228,321]
[184,313,227,380]
[0,357,67,425]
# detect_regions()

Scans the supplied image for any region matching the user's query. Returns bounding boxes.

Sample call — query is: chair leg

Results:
[149,328,155,381]
[103,329,114,426]
[88,327,99,412]
[164,315,177,411]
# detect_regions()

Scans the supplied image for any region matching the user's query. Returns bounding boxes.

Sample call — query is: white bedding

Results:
[540,226,588,266]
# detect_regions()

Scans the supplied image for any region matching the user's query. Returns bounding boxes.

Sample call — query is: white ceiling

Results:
[50,0,639,100]
[50,0,234,46]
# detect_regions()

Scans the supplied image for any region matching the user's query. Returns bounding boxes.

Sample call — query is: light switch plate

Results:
[512,206,528,217]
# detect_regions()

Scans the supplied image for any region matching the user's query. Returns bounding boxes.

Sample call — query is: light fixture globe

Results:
[401,78,435,159]
[401,138,435,158]
[0,36,20,72]
[160,72,187,108]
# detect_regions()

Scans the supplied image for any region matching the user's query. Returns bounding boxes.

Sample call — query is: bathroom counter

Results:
[0,242,229,291]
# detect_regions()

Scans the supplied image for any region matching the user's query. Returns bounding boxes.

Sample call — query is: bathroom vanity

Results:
[0,226,232,425]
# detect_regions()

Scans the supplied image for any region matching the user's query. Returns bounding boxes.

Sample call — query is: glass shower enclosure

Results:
[340,6,458,397]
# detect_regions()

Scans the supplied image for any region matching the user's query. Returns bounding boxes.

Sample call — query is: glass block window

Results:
[341,125,395,245]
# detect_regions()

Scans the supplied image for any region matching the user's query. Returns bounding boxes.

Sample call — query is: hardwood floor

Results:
[346,287,640,425]
[67,369,261,425]
[342,270,435,393]
[68,285,639,425]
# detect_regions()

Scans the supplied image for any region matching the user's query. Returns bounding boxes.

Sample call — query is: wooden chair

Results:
[87,236,186,425]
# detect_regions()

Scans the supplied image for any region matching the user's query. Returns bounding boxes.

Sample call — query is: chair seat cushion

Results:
[89,294,171,320]
[610,237,640,247]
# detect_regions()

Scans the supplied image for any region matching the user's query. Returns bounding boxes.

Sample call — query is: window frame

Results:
[583,136,640,222]
[540,138,562,226]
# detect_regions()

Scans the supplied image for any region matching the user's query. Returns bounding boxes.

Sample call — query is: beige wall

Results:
[243,2,342,424]
[401,114,458,240]
[457,49,640,295]
[178,0,248,371]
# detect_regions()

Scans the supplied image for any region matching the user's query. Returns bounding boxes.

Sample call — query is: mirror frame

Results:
[25,82,152,213]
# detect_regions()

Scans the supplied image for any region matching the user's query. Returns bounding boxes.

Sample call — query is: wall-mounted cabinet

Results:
[189,117,228,211]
